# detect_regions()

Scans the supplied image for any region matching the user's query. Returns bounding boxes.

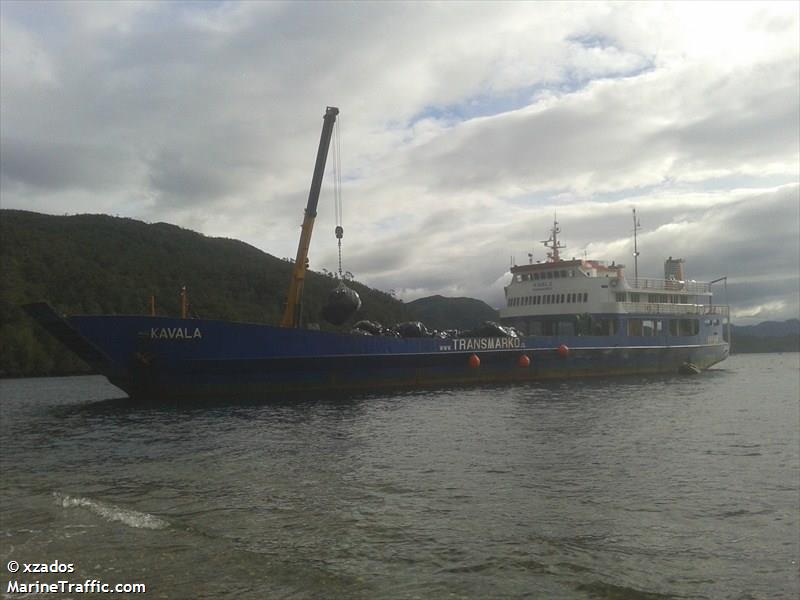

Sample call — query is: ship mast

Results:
[632,208,641,285]
[541,216,566,263]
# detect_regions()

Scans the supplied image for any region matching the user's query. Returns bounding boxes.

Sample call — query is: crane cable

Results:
[332,117,344,278]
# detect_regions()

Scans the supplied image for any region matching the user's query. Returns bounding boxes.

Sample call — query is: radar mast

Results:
[541,216,566,263]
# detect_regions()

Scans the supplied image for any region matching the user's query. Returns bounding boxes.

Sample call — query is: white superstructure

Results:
[499,219,729,332]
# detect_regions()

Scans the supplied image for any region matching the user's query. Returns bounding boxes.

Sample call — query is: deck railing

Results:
[620,302,729,317]
[624,278,711,294]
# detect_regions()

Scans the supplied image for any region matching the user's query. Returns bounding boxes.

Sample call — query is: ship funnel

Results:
[664,257,685,281]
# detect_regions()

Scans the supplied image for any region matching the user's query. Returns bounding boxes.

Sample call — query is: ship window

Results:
[679,319,699,335]
[529,320,543,335]
[559,321,576,336]
[554,271,560,279]
[560,294,565,303]
[629,293,640,303]
[570,270,575,277]
[547,271,553,279]
[642,319,656,336]
[583,292,588,302]
[704,319,712,326]
[588,318,617,336]
[680,295,689,303]
[628,319,643,336]
[561,270,567,278]
[542,320,557,335]
[669,320,679,336]
[533,273,539,280]
[713,318,720,325]
[615,292,626,302]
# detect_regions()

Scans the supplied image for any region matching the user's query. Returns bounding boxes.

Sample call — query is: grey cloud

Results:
[0,138,136,191]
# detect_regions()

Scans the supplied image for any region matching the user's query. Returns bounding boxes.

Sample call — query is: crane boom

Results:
[280,106,339,328]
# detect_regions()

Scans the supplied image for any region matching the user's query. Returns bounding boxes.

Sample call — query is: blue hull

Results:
[24,303,729,399]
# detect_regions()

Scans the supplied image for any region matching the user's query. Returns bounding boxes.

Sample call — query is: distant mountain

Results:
[406,295,499,331]
[732,319,800,338]
[729,319,800,354]
[0,210,410,377]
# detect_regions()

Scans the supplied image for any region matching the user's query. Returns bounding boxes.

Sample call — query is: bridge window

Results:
[583,292,588,302]
[615,292,626,302]
[629,293,640,303]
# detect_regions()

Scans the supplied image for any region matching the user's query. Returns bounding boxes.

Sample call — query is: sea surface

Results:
[1,353,798,599]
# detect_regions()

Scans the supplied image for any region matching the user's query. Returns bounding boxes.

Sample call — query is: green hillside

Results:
[0,210,409,377]
[406,295,499,330]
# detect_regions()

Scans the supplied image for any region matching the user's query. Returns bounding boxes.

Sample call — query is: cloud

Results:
[1,1,798,325]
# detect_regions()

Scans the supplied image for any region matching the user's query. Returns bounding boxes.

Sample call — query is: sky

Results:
[1,1,798,324]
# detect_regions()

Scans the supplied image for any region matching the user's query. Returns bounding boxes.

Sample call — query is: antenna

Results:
[632,208,641,285]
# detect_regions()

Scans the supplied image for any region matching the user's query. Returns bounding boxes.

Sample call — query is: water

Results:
[1,354,798,599]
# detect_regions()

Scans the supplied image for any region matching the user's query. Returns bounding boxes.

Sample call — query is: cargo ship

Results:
[24,108,730,399]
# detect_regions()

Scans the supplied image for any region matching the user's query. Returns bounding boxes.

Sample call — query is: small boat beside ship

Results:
[24,107,729,399]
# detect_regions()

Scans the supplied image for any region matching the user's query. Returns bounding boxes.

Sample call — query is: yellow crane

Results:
[280,106,340,328]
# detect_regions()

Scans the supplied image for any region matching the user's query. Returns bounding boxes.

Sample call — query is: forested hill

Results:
[406,295,499,330]
[0,210,408,376]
